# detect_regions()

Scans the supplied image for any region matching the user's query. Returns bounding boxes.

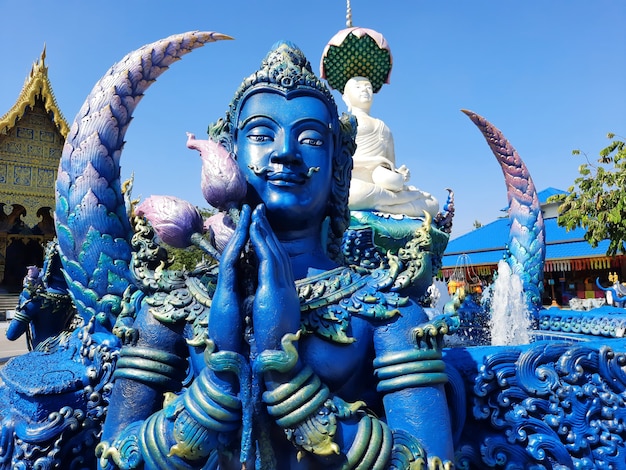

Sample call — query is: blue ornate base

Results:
[538,305,626,338]
[0,325,119,469]
[444,337,626,469]
[2,343,90,420]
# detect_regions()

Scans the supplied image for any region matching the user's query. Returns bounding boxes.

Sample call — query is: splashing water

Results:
[487,260,532,346]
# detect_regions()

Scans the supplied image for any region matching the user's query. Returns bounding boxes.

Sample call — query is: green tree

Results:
[549,133,626,256]
[165,243,213,271]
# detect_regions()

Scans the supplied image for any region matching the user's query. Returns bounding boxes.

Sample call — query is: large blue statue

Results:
[96,38,454,469]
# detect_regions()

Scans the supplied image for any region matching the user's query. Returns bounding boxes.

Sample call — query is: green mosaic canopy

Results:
[322,31,392,94]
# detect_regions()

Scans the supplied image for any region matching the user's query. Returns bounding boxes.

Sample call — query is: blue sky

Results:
[1,1,624,238]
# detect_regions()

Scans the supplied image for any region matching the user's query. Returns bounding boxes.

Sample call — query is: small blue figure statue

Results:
[6,241,76,350]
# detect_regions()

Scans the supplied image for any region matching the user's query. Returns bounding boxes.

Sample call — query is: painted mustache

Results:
[248,165,320,181]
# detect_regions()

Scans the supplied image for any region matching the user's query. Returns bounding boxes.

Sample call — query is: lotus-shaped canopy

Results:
[320,26,392,93]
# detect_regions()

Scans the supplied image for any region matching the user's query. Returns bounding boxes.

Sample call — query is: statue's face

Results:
[343,77,373,107]
[235,91,334,229]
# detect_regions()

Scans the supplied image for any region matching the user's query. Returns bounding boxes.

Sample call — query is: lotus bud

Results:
[135,195,204,248]
[203,212,236,253]
[187,133,246,211]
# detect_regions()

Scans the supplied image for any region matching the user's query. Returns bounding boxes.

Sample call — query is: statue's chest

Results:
[298,315,373,392]
[354,115,379,138]
[294,267,408,391]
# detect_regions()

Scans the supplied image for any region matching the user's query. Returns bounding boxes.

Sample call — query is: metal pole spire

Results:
[346,0,352,27]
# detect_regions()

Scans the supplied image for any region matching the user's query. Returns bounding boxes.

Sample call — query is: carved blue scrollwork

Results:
[450,340,626,469]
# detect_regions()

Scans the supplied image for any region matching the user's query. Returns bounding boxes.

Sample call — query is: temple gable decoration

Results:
[0,46,68,288]
[0,46,69,138]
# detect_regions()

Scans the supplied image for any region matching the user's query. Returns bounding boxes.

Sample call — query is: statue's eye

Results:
[242,122,276,143]
[301,137,324,147]
[299,129,325,147]
[248,134,272,143]
[246,126,274,143]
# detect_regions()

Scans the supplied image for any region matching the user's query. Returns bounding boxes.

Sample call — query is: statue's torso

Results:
[352,114,395,181]
[299,313,377,399]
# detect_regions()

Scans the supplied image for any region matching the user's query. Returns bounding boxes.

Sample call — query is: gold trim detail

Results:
[0,46,69,138]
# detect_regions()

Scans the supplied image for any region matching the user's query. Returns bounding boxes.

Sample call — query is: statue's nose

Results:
[271,136,302,164]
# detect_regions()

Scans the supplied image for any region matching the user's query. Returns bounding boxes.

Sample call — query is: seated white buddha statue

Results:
[343,77,439,218]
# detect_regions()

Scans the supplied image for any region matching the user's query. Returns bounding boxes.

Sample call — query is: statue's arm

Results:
[98,301,245,469]
[5,314,29,342]
[382,122,396,166]
[372,301,455,464]
[98,207,253,469]
[97,303,190,467]
[5,288,36,342]
[100,302,187,436]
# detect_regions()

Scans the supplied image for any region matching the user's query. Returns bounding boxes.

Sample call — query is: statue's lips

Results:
[266,171,306,186]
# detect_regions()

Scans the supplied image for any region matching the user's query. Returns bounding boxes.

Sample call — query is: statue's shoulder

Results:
[296,250,428,344]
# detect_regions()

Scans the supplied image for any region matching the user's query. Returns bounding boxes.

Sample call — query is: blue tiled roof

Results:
[546,239,611,259]
[442,215,610,269]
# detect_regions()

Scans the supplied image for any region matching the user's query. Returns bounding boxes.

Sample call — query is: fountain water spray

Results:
[487,259,532,345]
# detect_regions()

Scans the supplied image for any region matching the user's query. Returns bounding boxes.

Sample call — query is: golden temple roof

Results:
[0,46,69,138]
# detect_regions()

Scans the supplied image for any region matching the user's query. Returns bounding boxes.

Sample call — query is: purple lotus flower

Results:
[135,195,204,248]
[187,133,246,211]
[203,212,236,253]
